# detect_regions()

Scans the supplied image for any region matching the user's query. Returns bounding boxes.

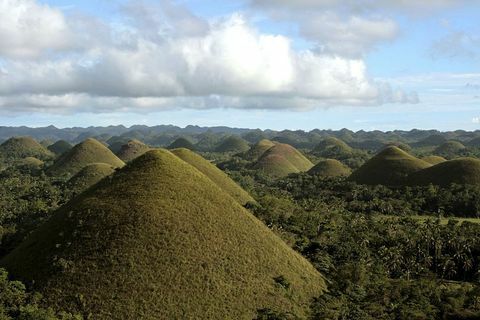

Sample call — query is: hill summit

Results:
[215,135,250,153]
[47,138,125,177]
[308,159,351,178]
[167,137,196,150]
[115,139,151,162]
[242,139,277,161]
[1,149,325,319]
[312,137,352,157]
[67,163,116,193]
[0,136,53,161]
[349,146,431,185]
[253,143,313,178]
[47,140,73,156]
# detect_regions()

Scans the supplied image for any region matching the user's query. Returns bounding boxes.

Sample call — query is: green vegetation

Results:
[1,150,325,319]
[115,139,150,162]
[0,137,53,162]
[171,148,255,205]
[253,143,313,178]
[67,163,115,194]
[47,138,125,177]
[312,137,353,158]
[308,159,351,178]
[434,140,467,158]
[47,140,72,156]
[349,146,431,185]
[215,135,250,153]
[409,157,480,186]
[167,137,196,150]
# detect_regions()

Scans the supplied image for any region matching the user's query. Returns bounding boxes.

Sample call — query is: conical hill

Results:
[47,138,125,177]
[215,135,250,153]
[408,157,480,186]
[421,155,447,165]
[1,149,325,319]
[167,137,196,150]
[171,148,254,205]
[47,140,73,156]
[67,163,116,193]
[115,139,151,162]
[253,143,313,178]
[242,139,276,161]
[308,159,351,178]
[349,146,431,185]
[0,136,53,160]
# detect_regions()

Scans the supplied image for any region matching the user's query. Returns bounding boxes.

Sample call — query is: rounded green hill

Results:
[67,163,116,193]
[421,155,447,165]
[167,137,196,150]
[47,138,125,177]
[415,134,447,147]
[0,136,53,161]
[434,140,466,156]
[47,140,73,156]
[0,149,325,319]
[253,143,313,178]
[215,135,250,153]
[349,146,431,185]
[242,139,276,161]
[312,137,352,157]
[171,148,254,205]
[308,159,351,178]
[408,157,480,186]
[381,142,411,152]
[115,139,151,162]
[16,157,44,170]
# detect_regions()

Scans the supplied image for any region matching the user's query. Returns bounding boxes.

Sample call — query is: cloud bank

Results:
[0,0,418,114]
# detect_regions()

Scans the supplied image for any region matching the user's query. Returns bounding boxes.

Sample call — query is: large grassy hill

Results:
[0,149,325,319]
[47,138,125,177]
[0,136,53,161]
[242,139,276,161]
[308,159,351,178]
[421,155,447,165]
[171,148,255,205]
[349,146,431,185]
[312,137,353,157]
[408,157,480,186]
[167,137,196,150]
[434,140,466,157]
[253,143,313,178]
[115,139,151,162]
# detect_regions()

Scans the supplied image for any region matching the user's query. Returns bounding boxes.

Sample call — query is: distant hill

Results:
[349,146,431,185]
[308,159,351,178]
[115,139,151,162]
[47,140,73,156]
[434,140,466,157]
[466,137,480,147]
[67,163,116,193]
[47,138,125,177]
[0,149,325,319]
[380,142,411,152]
[253,143,313,178]
[0,136,53,161]
[167,137,196,150]
[242,139,276,161]
[408,158,480,186]
[16,157,44,170]
[421,155,447,165]
[312,137,352,157]
[171,148,254,205]
[215,135,250,153]
[414,134,447,147]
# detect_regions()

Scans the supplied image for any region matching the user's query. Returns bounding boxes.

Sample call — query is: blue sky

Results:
[0,0,479,130]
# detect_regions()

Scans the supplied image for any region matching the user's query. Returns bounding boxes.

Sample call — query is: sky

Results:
[0,0,479,131]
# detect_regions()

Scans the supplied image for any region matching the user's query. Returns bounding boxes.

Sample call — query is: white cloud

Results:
[0,0,73,59]
[0,0,417,114]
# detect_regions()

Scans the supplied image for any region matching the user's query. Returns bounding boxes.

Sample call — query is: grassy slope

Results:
[349,146,431,185]
[67,163,116,193]
[308,159,351,177]
[0,136,53,160]
[167,137,196,150]
[115,139,151,162]
[434,141,466,155]
[171,148,255,205]
[421,155,447,165]
[313,137,352,156]
[1,149,325,319]
[47,138,125,177]
[408,157,480,186]
[254,143,314,178]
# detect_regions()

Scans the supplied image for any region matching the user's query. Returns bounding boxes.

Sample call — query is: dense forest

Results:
[1,127,480,319]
